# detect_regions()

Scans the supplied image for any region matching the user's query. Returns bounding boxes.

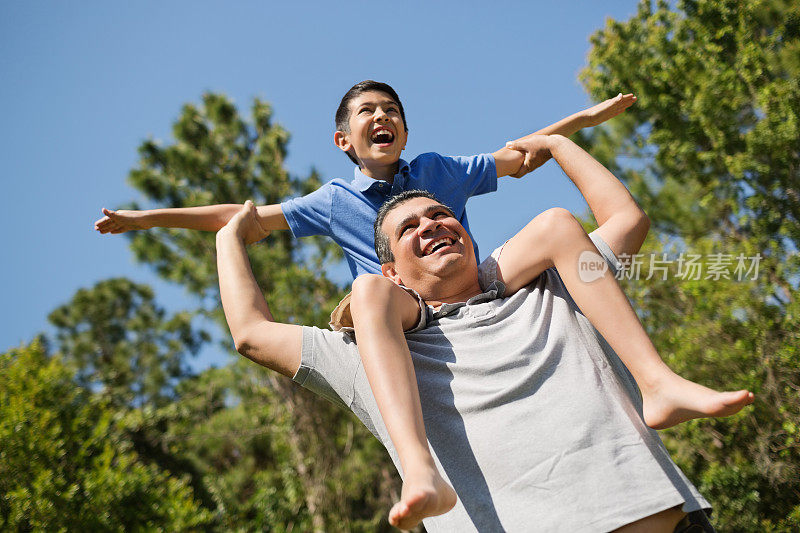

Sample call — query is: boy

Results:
[95,81,751,529]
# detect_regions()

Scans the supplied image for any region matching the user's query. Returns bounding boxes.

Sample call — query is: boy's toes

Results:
[388,501,407,527]
[719,390,754,412]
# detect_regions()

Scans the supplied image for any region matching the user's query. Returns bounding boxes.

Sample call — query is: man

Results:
[216,135,715,531]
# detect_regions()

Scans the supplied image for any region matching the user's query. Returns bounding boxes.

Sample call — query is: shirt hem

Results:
[588,492,710,532]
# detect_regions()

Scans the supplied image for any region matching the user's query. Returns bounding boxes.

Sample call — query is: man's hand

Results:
[94,208,149,234]
[219,200,271,245]
[581,93,636,128]
[505,135,554,178]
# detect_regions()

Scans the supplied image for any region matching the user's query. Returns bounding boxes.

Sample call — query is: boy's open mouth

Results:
[370,128,394,145]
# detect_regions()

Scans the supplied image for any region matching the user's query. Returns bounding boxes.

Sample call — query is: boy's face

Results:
[335,91,408,170]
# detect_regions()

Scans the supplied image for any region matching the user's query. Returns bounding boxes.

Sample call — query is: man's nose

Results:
[419,216,441,234]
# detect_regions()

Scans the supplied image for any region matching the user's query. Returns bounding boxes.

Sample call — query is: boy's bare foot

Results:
[388,466,457,530]
[642,373,754,430]
[583,93,637,127]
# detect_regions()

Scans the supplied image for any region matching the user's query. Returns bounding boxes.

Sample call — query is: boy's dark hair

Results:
[374,190,450,264]
[335,80,409,165]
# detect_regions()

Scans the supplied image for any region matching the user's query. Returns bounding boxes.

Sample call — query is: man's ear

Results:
[334,130,352,153]
[381,262,403,286]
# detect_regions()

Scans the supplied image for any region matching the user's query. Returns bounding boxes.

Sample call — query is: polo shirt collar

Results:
[431,281,507,320]
[351,159,411,192]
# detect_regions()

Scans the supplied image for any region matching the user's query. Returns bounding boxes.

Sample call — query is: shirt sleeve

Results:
[292,326,362,409]
[280,183,333,238]
[459,153,497,197]
[430,153,498,198]
[588,230,623,276]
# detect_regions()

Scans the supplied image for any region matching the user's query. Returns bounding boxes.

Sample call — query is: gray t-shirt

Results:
[293,232,709,532]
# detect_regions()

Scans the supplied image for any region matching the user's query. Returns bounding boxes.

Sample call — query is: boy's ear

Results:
[381,262,403,286]
[334,130,352,153]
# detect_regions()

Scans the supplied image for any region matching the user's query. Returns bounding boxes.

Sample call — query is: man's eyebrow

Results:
[394,204,453,236]
[394,212,417,236]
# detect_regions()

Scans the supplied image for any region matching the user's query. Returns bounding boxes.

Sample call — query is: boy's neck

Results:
[359,160,401,183]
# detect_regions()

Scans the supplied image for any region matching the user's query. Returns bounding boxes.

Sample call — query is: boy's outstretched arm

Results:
[95,203,289,244]
[493,93,636,178]
[216,201,301,377]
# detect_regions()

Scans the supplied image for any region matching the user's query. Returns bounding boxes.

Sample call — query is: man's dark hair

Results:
[335,80,409,165]
[374,190,449,264]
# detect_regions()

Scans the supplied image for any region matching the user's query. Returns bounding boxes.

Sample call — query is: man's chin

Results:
[426,253,471,274]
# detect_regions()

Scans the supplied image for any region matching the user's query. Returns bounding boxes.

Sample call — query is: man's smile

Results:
[422,236,457,256]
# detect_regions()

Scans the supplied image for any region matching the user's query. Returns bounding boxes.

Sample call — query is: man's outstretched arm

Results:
[505,135,649,258]
[216,201,302,377]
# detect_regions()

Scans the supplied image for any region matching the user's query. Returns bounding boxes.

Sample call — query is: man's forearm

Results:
[216,229,284,367]
[548,135,644,225]
[216,227,275,340]
[215,206,301,377]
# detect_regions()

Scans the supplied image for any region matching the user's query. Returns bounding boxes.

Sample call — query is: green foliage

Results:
[47,277,208,409]
[581,0,800,529]
[581,0,800,253]
[152,360,400,531]
[619,235,800,530]
[0,342,212,531]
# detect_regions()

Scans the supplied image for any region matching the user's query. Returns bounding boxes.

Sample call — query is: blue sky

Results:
[1,1,640,368]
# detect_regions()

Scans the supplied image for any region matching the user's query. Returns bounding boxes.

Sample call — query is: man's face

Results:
[380,197,476,287]
[337,91,408,167]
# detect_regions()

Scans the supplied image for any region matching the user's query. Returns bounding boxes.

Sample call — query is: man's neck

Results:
[415,278,484,309]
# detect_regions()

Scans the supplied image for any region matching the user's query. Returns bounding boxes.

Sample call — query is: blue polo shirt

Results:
[281,152,497,279]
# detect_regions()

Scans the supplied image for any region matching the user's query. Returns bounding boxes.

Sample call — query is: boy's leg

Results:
[350,274,457,529]
[496,208,753,429]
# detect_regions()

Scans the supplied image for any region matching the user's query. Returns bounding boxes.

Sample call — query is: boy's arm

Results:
[95,203,289,244]
[216,201,302,377]
[493,93,636,179]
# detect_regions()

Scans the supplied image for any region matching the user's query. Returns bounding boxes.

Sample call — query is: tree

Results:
[149,362,401,531]
[0,342,212,531]
[122,93,400,530]
[580,0,800,529]
[47,277,207,410]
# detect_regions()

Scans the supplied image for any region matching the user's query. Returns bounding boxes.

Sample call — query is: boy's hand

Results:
[581,93,636,128]
[94,208,149,234]
[219,201,270,244]
[505,135,553,178]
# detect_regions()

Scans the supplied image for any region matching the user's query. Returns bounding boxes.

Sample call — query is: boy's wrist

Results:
[574,111,591,130]
[136,210,155,229]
